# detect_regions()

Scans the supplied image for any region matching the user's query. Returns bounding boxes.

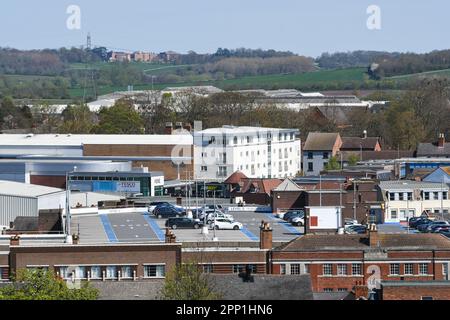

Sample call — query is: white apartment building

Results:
[193,126,301,181]
[380,181,450,223]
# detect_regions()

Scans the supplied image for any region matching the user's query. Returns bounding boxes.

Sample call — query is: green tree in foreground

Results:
[91,99,144,134]
[0,269,98,300]
[324,156,341,171]
[161,263,222,300]
[347,154,360,166]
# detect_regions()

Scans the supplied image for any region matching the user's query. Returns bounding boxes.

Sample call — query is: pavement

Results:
[72,211,304,244]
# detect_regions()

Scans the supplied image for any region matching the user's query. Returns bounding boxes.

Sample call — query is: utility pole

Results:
[353,180,357,221]
[319,175,322,207]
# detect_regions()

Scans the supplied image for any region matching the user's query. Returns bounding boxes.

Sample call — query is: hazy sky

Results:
[1,0,449,57]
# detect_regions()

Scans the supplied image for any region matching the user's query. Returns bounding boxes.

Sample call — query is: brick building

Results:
[270,230,450,293]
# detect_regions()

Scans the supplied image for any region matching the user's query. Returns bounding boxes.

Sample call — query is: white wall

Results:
[308,206,342,230]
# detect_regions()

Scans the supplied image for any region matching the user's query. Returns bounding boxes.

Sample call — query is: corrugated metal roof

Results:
[0,181,64,198]
[0,134,193,146]
[379,180,449,190]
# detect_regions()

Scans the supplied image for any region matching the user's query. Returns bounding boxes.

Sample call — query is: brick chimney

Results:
[10,234,20,246]
[165,228,177,243]
[369,224,379,247]
[354,285,369,300]
[259,221,273,250]
[164,122,173,135]
[438,133,446,148]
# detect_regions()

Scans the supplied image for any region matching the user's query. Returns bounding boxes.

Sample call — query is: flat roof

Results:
[195,126,299,135]
[0,134,193,146]
[0,180,64,198]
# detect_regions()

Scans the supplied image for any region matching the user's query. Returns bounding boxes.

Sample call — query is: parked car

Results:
[408,217,423,228]
[153,205,185,219]
[418,221,449,233]
[412,218,433,229]
[210,218,243,230]
[286,212,304,223]
[148,201,171,213]
[344,218,358,226]
[345,225,367,234]
[283,210,305,222]
[431,225,450,233]
[291,215,304,227]
[424,221,450,233]
[165,217,202,230]
[206,211,234,224]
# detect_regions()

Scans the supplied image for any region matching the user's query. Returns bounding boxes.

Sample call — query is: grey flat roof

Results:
[379,180,449,190]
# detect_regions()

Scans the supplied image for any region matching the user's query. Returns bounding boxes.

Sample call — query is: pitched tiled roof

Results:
[417,143,450,157]
[240,179,282,195]
[274,233,450,251]
[341,137,380,151]
[303,132,340,151]
[224,171,248,184]
[273,178,303,192]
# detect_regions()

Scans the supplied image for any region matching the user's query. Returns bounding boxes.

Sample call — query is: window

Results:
[290,264,301,275]
[323,152,329,159]
[389,193,395,201]
[201,166,207,172]
[233,265,245,274]
[337,264,348,276]
[424,192,430,200]
[352,264,362,276]
[106,266,117,279]
[323,264,333,276]
[443,263,449,276]
[280,264,286,275]
[121,266,133,278]
[323,288,333,292]
[404,263,414,275]
[337,288,348,292]
[433,192,439,200]
[421,296,433,300]
[390,210,398,220]
[75,266,87,279]
[419,263,428,275]
[443,192,448,200]
[390,263,400,275]
[90,266,102,279]
[144,265,165,278]
[203,265,213,273]
[233,137,238,145]
[308,162,314,172]
[399,193,404,201]
[58,267,69,279]
[304,264,310,274]
[407,192,413,201]
[307,152,313,160]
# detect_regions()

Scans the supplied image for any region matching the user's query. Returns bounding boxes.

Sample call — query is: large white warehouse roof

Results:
[0,133,193,146]
[0,180,64,198]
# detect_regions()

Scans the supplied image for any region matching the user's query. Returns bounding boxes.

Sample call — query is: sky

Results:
[0,0,449,57]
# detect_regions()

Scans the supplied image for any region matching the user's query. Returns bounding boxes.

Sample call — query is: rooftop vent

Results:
[26,133,34,138]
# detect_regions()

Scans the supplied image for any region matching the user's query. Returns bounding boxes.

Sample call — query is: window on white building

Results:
[389,193,395,201]
[424,192,430,200]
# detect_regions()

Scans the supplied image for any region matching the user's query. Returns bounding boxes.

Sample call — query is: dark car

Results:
[165,217,202,229]
[287,212,304,223]
[153,205,185,219]
[283,210,305,222]
[412,218,433,229]
[408,217,422,228]
[345,225,367,234]
[426,221,450,233]
[431,225,450,233]
[417,221,448,233]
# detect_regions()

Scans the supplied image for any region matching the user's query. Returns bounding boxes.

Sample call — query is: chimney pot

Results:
[438,133,445,148]
[259,220,273,250]
[10,234,20,246]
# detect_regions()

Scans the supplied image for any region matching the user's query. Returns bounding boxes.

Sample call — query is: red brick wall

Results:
[382,285,450,300]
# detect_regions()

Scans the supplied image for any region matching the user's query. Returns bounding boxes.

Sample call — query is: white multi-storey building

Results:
[380,181,450,223]
[193,126,301,181]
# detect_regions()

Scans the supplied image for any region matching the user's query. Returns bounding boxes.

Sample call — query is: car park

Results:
[165,217,203,230]
[210,218,243,230]
[153,205,186,219]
